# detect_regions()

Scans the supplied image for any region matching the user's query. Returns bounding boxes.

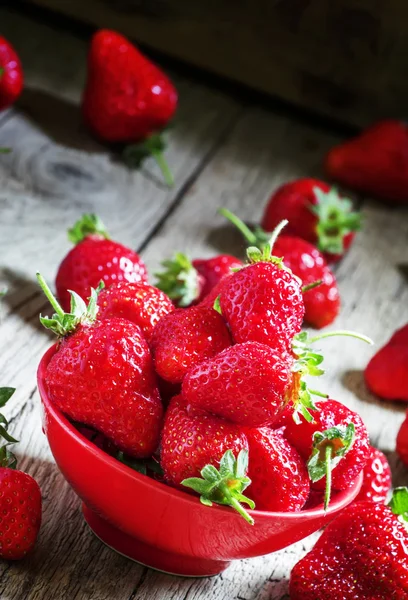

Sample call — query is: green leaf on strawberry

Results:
[388,487,408,525]
[122,132,174,188]
[68,213,110,245]
[182,449,255,525]
[155,252,201,307]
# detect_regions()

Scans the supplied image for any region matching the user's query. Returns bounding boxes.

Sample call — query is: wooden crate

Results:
[22,0,408,127]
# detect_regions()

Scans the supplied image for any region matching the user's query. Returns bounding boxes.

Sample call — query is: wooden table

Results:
[0,6,407,600]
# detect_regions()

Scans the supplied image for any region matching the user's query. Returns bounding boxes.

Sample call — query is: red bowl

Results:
[38,345,362,577]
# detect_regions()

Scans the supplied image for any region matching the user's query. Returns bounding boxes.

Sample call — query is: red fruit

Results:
[38,276,162,458]
[325,120,408,205]
[160,395,254,523]
[198,272,234,309]
[246,428,310,512]
[260,179,360,261]
[397,411,408,468]
[56,214,147,313]
[97,281,174,344]
[155,252,242,307]
[282,399,370,506]
[354,446,391,504]
[365,323,408,402]
[289,487,408,599]
[150,305,231,384]
[0,37,23,111]
[273,236,340,328]
[82,29,177,186]
[182,341,295,427]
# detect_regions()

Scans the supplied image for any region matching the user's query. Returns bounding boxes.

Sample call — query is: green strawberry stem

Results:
[151,148,174,188]
[323,444,332,510]
[302,280,323,293]
[123,132,174,188]
[36,273,65,319]
[0,387,18,469]
[155,252,200,307]
[68,214,110,245]
[219,208,258,246]
[309,330,373,346]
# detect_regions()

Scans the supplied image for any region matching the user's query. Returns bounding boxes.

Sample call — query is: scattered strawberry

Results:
[160,394,254,523]
[289,487,408,599]
[155,252,242,307]
[97,281,174,344]
[82,29,178,186]
[253,179,360,261]
[325,120,408,205]
[38,275,162,458]
[0,37,23,111]
[365,323,408,402]
[246,428,310,512]
[354,446,391,504]
[219,222,305,356]
[150,305,231,383]
[281,399,370,508]
[0,387,42,559]
[397,411,408,468]
[56,214,147,312]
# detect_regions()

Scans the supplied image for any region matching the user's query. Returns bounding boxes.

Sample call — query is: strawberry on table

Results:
[365,323,408,402]
[0,37,23,111]
[56,214,147,312]
[38,274,163,458]
[289,487,408,599]
[97,281,174,345]
[397,411,408,468]
[0,388,42,560]
[325,120,408,205]
[82,29,178,186]
[354,446,391,504]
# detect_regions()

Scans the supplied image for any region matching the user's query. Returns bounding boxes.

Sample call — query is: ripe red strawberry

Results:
[259,179,360,261]
[0,37,23,111]
[160,394,254,523]
[246,428,310,512]
[82,30,178,186]
[0,388,42,560]
[97,281,174,344]
[289,487,408,599]
[325,120,408,205]
[281,399,370,507]
[155,252,242,307]
[56,214,147,313]
[38,275,162,458]
[397,411,408,468]
[150,305,231,383]
[354,446,391,504]
[218,224,305,356]
[365,323,408,402]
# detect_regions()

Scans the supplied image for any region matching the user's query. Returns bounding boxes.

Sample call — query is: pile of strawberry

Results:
[39,213,376,527]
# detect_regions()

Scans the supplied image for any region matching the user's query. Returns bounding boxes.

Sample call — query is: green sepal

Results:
[68,214,109,245]
[122,132,174,187]
[155,252,200,307]
[213,295,222,315]
[311,187,361,255]
[388,487,408,524]
[0,387,18,469]
[37,272,104,337]
[116,451,164,477]
[182,449,255,525]
[308,423,355,509]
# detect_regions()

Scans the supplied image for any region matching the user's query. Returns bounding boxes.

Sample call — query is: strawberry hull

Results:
[38,345,362,577]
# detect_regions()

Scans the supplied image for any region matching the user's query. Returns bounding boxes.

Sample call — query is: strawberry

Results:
[325,120,408,205]
[218,222,305,356]
[397,411,408,468]
[155,252,242,307]
[97,281,174,345]
[38,275,162,458]
[0,37,23,111]
[257,179,360,261]
[365,323,408,402]
[150,305,231,384]
[289,487,408,599]
[220,210,340,328]
[246,428,310,512]
[160,394,254,523]
[82,29,178,186]
[0,388,42,560]
[281,399,370,508]
[56,214,147,313]
[354,446,391,504]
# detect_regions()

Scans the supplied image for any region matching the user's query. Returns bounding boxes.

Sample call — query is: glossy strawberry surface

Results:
[397,411,408,468]
[193,255,242,302]
[354,446,391,504]
[0,37,23,111]
[97,281,174,344]
[45,318,162,458]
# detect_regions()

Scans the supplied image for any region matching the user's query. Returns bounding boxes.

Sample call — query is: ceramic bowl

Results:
[38,345,362,577]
